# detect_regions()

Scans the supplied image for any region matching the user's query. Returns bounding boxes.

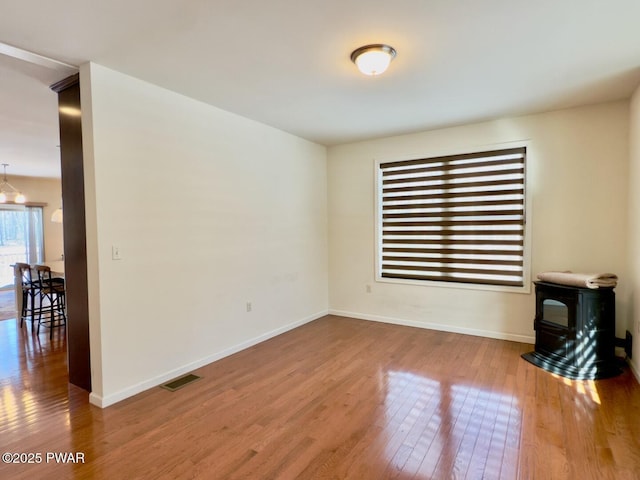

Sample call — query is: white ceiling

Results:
[1,0,640,178]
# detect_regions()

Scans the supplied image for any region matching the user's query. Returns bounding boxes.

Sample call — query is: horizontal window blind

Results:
[379,147,526,287]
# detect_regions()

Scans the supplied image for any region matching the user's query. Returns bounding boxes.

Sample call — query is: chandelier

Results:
[0,163,26,204]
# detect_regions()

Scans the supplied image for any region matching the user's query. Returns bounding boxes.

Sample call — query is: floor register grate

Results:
[160,373,202,392]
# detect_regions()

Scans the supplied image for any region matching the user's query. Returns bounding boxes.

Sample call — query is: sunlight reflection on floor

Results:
[382,370,521,479]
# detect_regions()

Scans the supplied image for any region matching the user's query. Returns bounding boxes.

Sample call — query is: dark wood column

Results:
[51,74,91,392]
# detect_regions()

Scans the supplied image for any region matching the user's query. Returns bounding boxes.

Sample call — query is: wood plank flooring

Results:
[0,288,16,321]
[1,314,639,479]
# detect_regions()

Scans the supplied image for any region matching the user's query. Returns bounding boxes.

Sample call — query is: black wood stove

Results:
[521,281,620,380]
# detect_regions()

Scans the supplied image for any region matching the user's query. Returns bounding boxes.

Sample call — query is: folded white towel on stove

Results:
[536,271,618,289]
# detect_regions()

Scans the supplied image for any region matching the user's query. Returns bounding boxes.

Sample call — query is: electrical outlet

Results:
[246,302,252,312]
[366,284,372,293]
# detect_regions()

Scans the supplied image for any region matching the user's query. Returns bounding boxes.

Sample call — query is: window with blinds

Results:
[378,147,526,288]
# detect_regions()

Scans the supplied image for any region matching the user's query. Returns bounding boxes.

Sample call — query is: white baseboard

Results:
[629,357,640,385]
[328,309,535,344]
[89,309,329,408]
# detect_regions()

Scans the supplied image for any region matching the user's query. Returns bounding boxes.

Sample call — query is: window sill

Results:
[376,275,532,294]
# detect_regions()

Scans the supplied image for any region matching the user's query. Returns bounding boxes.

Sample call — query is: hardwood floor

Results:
[1,314,639,479]
[0,288,16,321]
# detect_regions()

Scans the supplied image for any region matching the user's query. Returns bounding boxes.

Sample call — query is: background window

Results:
[0,206,44,287]
[378,147,526,288]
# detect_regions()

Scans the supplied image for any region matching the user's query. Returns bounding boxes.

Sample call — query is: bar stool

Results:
[14,262,39,329]
[34,265,66,339]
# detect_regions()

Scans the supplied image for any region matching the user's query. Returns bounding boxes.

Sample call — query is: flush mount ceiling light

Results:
[350,44,397,76]
[0,163,26,204]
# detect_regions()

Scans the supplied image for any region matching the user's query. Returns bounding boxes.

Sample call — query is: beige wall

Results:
[627,86,640,379]
[3,175,63,262]
[77,61,637,405]
[81,63,329,407]
[328,101,630,342]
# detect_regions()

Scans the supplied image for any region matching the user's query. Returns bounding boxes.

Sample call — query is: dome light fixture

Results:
[350,44,397,76]
[51,206,63,223]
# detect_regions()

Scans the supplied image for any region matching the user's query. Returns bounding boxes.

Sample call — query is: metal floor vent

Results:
[160,374,202,392]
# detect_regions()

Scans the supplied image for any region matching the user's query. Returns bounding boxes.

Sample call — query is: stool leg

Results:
[50,295,55,340]
[20,289,27,328]
[36,292,43,335]
[29,289,36,329]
